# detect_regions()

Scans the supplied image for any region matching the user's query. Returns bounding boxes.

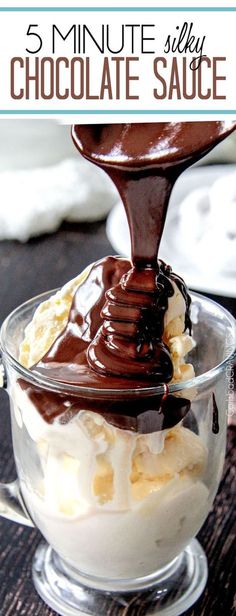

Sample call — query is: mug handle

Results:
[0,359,34,527]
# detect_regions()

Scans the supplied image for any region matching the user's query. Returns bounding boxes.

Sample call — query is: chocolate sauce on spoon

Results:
[24,121,236,431]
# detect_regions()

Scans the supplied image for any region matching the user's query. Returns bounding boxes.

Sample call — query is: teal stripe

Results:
[0,110,235,115]
[0,6,235,11]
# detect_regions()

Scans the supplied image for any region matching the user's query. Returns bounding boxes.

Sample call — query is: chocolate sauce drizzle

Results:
[23,121,236,432]
[212,393,220,435]
[19,377,191,433]
[34,256,189,389]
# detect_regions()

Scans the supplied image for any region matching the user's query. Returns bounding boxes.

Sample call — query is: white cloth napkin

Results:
[0,158,118,242]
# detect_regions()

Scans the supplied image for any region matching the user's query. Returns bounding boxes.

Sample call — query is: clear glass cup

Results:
[0,290,235,616]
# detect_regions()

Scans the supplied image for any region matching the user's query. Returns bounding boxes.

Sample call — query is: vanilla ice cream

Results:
[11,380,209,578]
[9,260,211,580]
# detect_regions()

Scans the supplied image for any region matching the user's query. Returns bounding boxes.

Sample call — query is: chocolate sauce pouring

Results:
[25,121,236,432]
[71,122,236,382]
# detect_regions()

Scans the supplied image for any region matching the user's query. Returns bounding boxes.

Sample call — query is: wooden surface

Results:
[0,222,235,616]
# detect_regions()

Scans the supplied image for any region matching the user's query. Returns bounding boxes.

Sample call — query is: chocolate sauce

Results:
[212,393,220,435]
[33,256,188,389]
[25,121,236,432]
[19,378,191,433]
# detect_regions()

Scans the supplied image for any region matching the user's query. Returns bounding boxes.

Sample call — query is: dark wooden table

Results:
[0,222,235,616]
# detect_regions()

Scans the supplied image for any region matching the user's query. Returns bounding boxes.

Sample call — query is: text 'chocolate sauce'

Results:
[24,121,236,431]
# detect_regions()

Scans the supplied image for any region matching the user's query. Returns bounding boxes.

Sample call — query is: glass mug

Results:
[0,290,235,616]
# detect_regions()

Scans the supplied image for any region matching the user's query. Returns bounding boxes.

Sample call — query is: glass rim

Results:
[0,288,235,398]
